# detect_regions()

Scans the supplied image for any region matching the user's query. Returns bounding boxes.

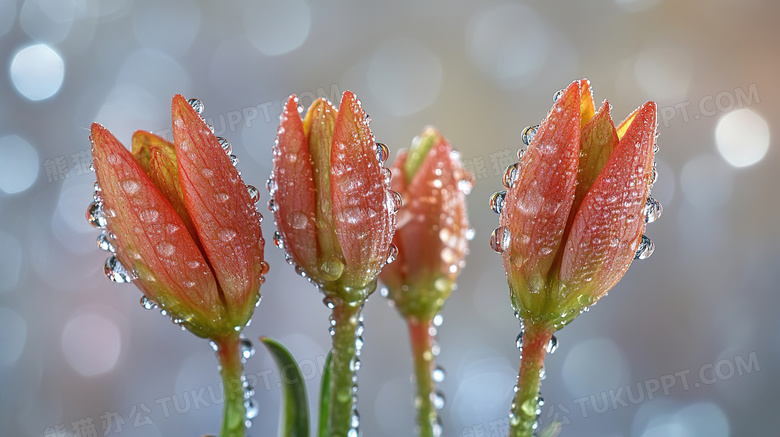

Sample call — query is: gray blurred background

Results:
[1,0,778,436]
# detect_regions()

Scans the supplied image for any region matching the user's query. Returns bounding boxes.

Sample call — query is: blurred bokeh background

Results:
[1,0,779,436]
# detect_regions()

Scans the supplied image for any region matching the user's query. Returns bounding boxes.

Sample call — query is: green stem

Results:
[508,322,554,437]
[327,299,363,437]
[408,317,438,437]
[215,334,247,437]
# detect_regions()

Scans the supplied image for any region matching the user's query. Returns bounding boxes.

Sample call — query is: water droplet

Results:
[229,155,238,166]
[104,256,133,283]
[539,366,546,381]
[120,179,140,195]
[86,201,107,228]
[268,198,279,212]
[386,244,398,264]
[457,179,473,195]
[266,177,278,195]
[379,287,389,298]
[347,429,358,437]
[323,296,335,309]
[294,265,307,277]
[217,137,232,154]
[432,366,446,383]
[386,190,402,213]
[140,295,157,310]
[139,208,159,223]
[502,163,520,188]
[515,332,524,351]
[553,89,564,102]
[651,164,658,185]
[244,398,258,420]
[635,234,654,260]
[489,191,506,214]
[272,231,284,249]
[644,196,662,223]
[381,167,392,185]
[489,226,511,253]
[433,314,444,326]
[96,231,115,252]
[246,185,259,203]
[350,411,360,429]
[218,228,237,242]
[240,337,255,360]
[260,261,270,276]
[517,148,526,161]
[522,125,539,146]
[432,391,446,409]
[188,98,204,114]
[464,226,475,241]
[350,357,361,371]
[545,335,558,354]
[375,142,389,162]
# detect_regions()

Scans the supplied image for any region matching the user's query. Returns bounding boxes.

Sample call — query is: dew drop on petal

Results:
[386,243,399,264]
[218,228,237,242]
[644,195,662,223]
[489,226,511,253]
[272,231,284,249]
[375,142,389,162]
[386,190,402,213]
[187,98,204,114]
[635,234,654,260]
[104,256,133,283]
[502,163,520,188]
[457,178,473,195]
[140,295,157,310]
[96,231,115,252]
[265,177,278,195]
[489,191,506,214]
[86,201,107,228]
[217,137,232,154]
[268,198,279,212]
[522,125,539,146]
[120,179,140,195]
[246,185,259,203]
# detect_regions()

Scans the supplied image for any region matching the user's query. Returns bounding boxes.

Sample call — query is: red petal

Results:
[90,123,224,333]
[330,91,394,287]
[580,79,596,128]
[273,96,318,274]
[397,128,470,285]
[572,100,619,215]
[559,102,657,302]
[171,95,265,322]
[500,81,581,304]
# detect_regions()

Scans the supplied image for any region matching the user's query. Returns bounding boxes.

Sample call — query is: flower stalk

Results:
[509,322,554,437]
[214,334,247,437]
[326,295,365,436]
[408,317,438,437]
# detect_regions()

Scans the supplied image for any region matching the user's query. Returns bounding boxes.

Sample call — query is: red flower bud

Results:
[270,91,398,302]
[380,127,475,318]
[88,95,267,338]
[492,79,660,329]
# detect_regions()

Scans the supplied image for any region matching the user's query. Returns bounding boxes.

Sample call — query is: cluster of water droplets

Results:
[635,135,662,260]
[87,179,138,284]
[510,314,557,434]
[208,335,259,429]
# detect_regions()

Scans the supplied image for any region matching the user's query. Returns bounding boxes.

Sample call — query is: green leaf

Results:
[538,421,562,437]
[259,337,310,437]
[318,351,333,437]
